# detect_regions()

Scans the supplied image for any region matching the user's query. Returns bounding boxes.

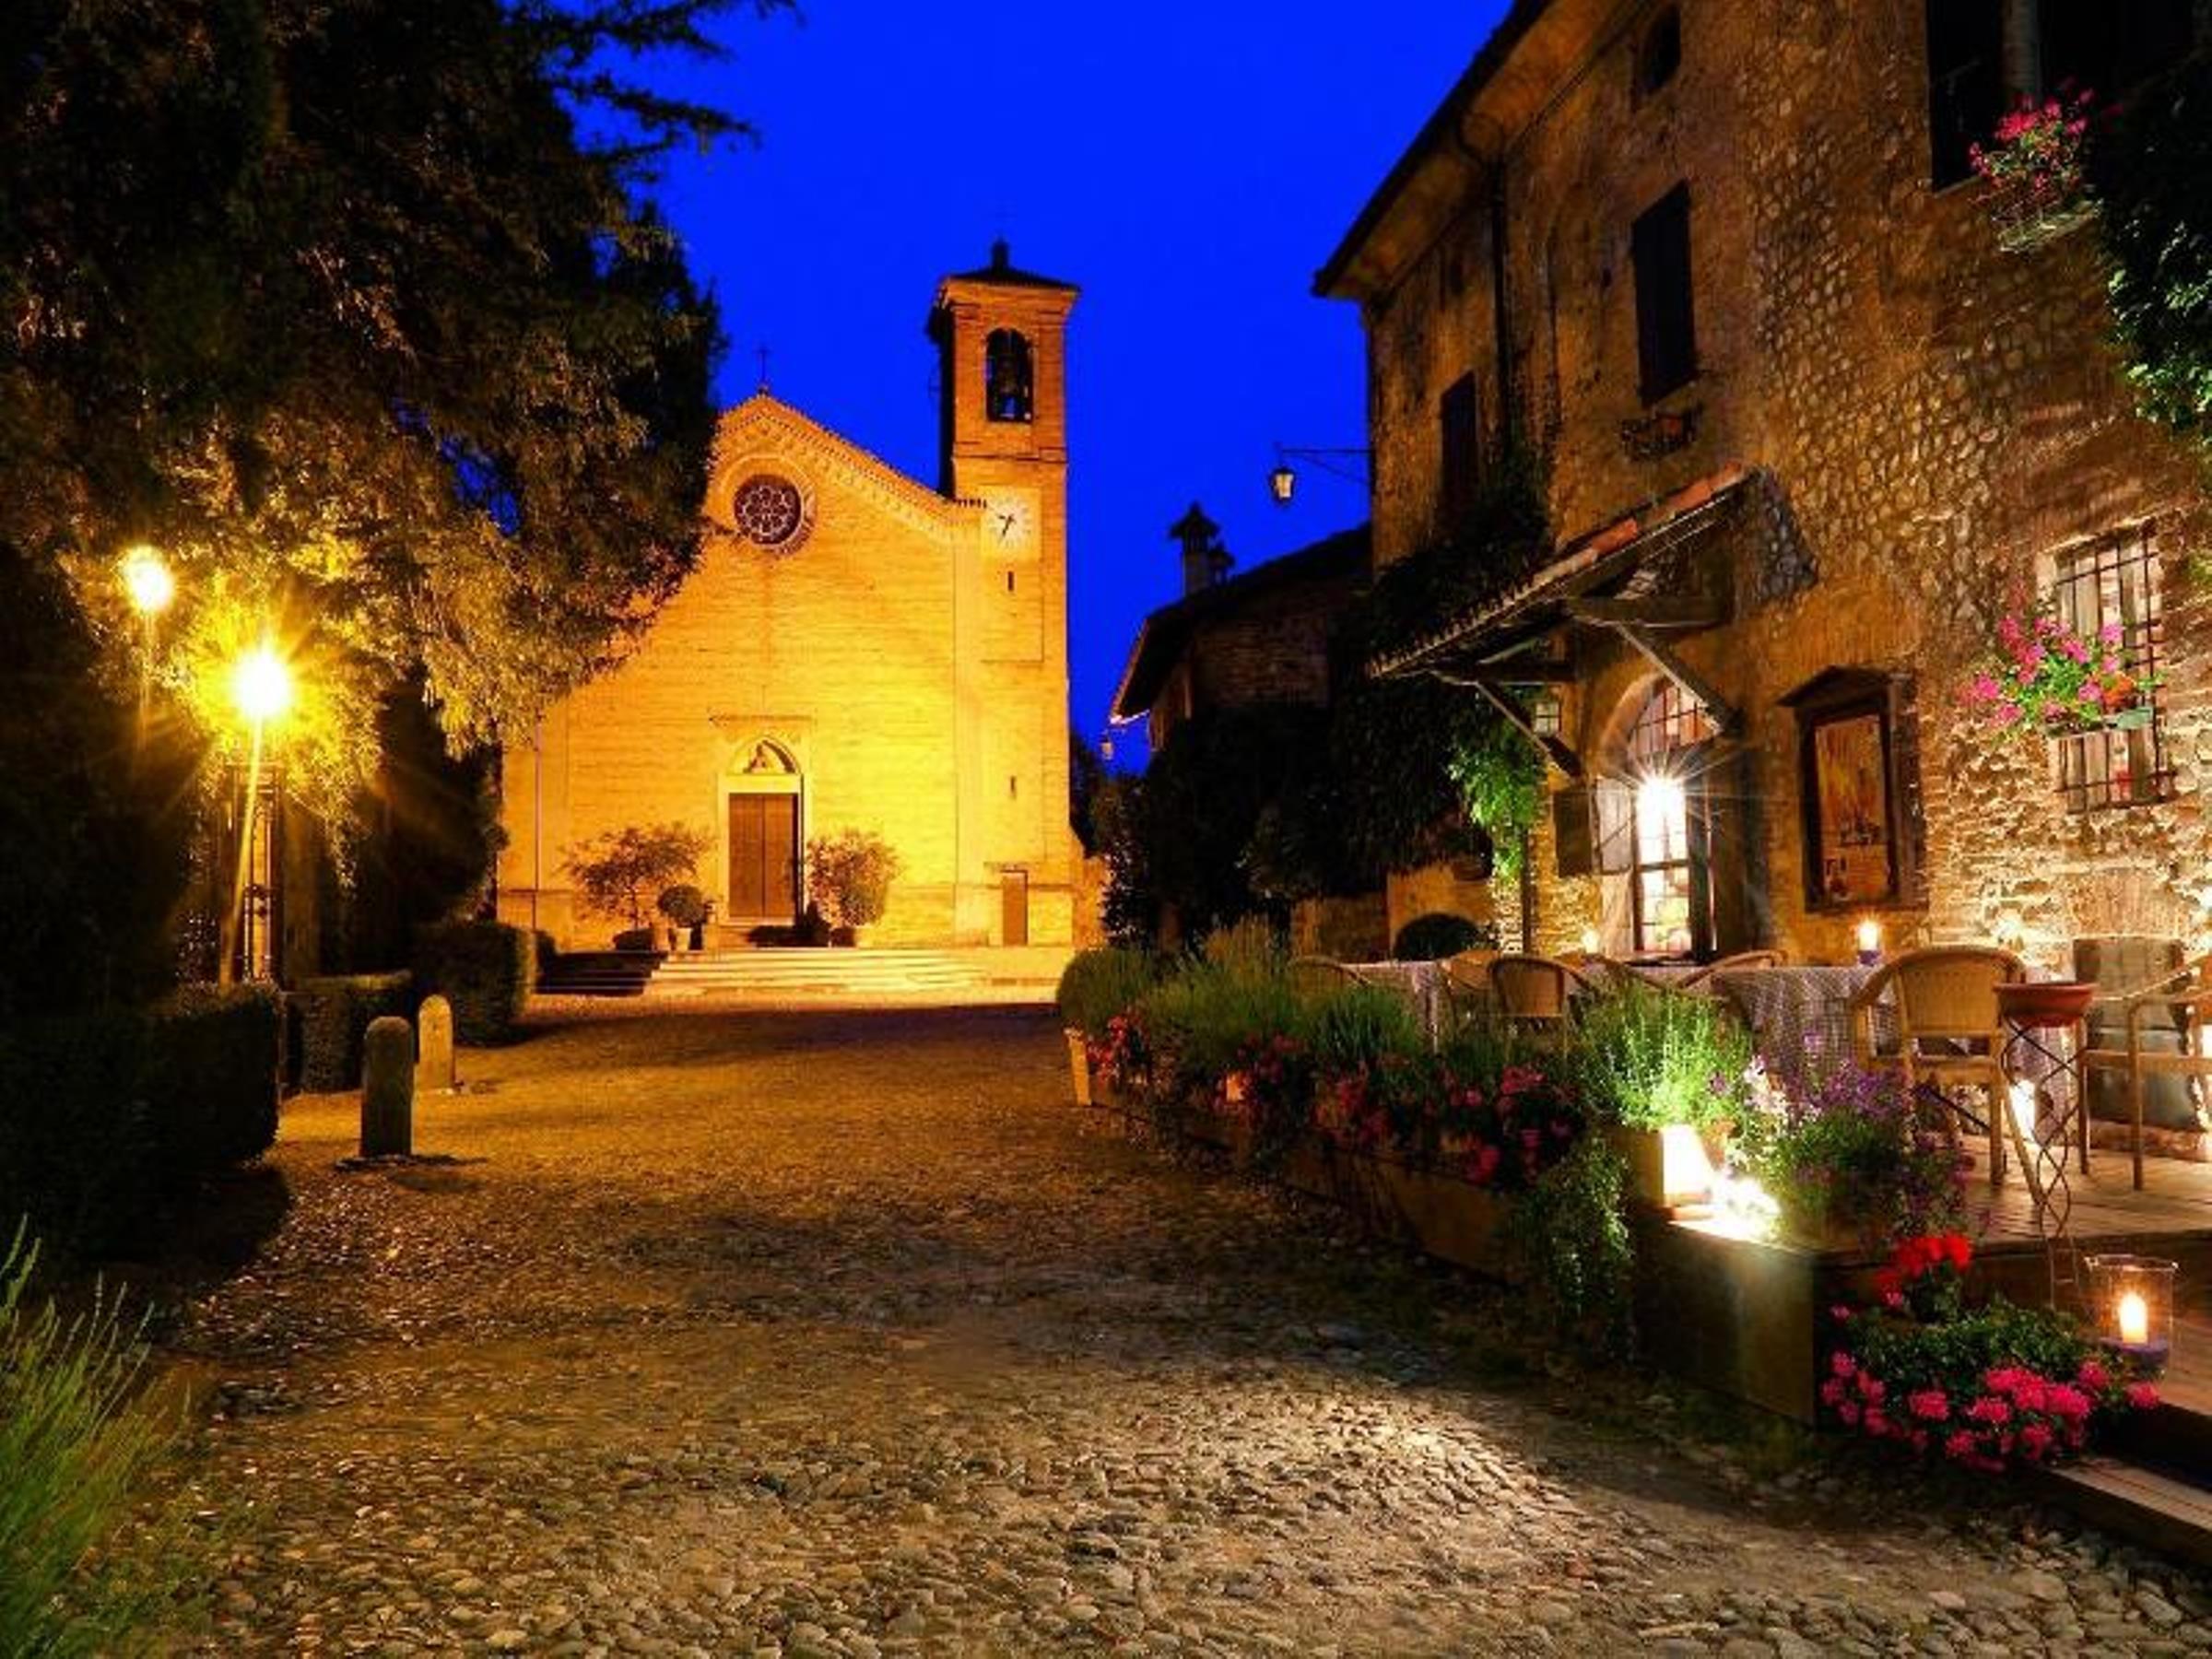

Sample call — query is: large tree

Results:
[1,0,778,815]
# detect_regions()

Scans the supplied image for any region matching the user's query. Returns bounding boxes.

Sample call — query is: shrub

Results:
[806,830,901,931]
[0,988,280,1254]
[414,921,535,1045]
[1735,1063,1968,1249]
[1508,1137,1635,1352]
[1567,980,1751,1132]
[0,1230,186,1654]
[1391,912,1498,961]
[564,823,711,930]
[289,971,413,1092]
[1055,947,1159,1038]
[146,984,280,1171]
[0,1013,158,1255]
[656,884,708,928]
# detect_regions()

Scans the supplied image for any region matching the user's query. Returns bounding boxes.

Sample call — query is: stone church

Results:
[495,244,1079,949]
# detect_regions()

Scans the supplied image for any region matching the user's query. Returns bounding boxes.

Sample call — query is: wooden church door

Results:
[728,795,800,922]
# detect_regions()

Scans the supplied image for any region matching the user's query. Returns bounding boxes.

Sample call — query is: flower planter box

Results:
[1065,1028,1094,1108]
[1606,1124,1727,1211]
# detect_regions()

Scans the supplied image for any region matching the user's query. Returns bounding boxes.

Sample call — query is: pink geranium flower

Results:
[1908,1389,1950,1423]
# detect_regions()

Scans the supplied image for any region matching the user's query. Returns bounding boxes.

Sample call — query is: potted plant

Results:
[1735,1063,1968,1253]
[657,884,708,954]
[805,830,900,946]
[562,823,712,951]
[1568,981,1750,1208]
[1964,606,2157,739]
[1969,89,2097,253]
[1054,947,1159,1108]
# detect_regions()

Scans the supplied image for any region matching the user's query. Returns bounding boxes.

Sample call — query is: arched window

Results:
[984,329,1034,423]
[1615,680,1716,958]
[1634,6,1682,100]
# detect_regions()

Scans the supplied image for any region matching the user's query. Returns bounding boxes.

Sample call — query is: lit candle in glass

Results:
[1855,918,1882,966]
[1579,926,1601,959]
[2089,1253,2176,1377]
[2120,1291,2150,1347]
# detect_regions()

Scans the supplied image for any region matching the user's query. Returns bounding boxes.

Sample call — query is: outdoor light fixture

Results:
[1855,917,1883,965]
[1528,688,1563,736]
[2086,1253,2176,1376]
[119,545,175,618]
[230,641,294,726]
[1268,461,1297,505]
[1266,445,1371,507]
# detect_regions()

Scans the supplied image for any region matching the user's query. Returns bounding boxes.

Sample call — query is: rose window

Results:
[734,475,806,548]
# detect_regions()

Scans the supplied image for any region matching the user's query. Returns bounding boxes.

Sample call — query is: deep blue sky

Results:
[637,3,1503,765]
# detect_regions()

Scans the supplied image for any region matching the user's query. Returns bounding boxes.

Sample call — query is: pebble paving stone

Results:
[158,1002,2212,1655]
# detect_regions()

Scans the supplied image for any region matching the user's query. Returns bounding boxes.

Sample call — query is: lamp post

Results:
[225,641,294,984]
[118,545,175,754]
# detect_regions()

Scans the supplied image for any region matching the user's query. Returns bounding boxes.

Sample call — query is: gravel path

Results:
[159,1003,2211,1656]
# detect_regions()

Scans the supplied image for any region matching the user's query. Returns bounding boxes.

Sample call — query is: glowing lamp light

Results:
[2088,1253,2176,1376]
[1636,772,1686,823]
[120,545,175,618]
[1268,462,1297,505]
[1855,917,1883,965]
[1579,925,1602,959]
[230,643,294,725]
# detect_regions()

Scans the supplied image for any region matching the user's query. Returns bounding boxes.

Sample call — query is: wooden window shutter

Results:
[1552,784,1594,879]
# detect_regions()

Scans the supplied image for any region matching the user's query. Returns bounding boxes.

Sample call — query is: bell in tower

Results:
[926,240,1079,500]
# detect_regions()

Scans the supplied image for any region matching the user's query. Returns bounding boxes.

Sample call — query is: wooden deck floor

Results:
[1966,1143,2212,1250]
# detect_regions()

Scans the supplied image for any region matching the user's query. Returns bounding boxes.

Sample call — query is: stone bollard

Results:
[360,1016,416,1158]
[416,994,456,1093]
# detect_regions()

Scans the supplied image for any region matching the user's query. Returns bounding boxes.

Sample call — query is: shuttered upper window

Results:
[1631,183,1697,406]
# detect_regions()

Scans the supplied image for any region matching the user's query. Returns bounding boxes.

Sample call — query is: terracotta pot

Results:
[1996,981,2098,1030]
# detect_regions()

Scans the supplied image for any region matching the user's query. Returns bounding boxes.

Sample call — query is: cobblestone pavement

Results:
[160,1004,2212,1656]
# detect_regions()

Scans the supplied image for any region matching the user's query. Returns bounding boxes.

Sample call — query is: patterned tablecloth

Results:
[1707,965,1886,1075]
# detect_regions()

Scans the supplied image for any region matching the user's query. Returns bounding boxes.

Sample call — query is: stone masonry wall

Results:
[1362,0,2211,969]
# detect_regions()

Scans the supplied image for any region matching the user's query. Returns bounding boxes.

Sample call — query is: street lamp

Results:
[119,545,175,618]
[1267,444,1371,507]
[227,640,294,983]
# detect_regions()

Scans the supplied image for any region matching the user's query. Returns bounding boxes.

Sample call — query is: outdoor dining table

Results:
[1702,964,1886,1073]
[1347,959,1450,1043]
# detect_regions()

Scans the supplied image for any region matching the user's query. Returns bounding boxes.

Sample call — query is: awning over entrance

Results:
[1367,464,1759,774]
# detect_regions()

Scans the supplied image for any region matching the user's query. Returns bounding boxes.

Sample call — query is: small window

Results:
[2051,524,2172,812]
[1635,7,1682,100]
[984,329,1033,423]
[1624,682,1719,958]
[1006,570,1016,593]
[1630,183,1697,405]
[1439,374,1483,528]
[1925,0,2006,188]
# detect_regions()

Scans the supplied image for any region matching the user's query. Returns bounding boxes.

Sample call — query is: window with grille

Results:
[1631,183,1697,405]
[2051,525,2171,812]
[1607,681,1720,957]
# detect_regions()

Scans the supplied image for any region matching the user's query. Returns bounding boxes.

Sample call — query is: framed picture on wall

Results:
[1780,668,1924,912]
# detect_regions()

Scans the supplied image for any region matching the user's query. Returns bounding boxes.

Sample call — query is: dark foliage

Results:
[1070,731,1108,854]
[0,0,782,762]
[288,971,413,1092]
[0,985,279,1254]
[413,920,535,1044]
[2091,50,2212,465]
[1391,912,1500,961]
[0,551,194,1018]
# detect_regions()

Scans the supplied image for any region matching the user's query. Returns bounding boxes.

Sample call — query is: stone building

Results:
[1109,510,1370,754]
[497,244,1081,949]
[1320,0,2211,969]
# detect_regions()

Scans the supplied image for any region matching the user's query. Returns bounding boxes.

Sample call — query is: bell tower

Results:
[927,239,1078,502]
[926,241,1080,947]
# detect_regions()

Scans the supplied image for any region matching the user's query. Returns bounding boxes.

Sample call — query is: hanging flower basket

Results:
[1971,91,2098,254]
[1962,606,2158,743]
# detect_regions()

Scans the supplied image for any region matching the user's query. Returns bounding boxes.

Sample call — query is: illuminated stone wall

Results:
[1353,0,2210,967]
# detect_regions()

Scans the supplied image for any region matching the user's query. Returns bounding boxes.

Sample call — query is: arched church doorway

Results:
[724,740,803,928]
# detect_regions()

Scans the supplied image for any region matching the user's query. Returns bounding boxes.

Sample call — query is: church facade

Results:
[495,245,1080,949]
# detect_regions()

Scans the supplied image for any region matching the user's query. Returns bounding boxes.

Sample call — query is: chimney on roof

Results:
[990,237,1011,272]
[1170,502,1232,596]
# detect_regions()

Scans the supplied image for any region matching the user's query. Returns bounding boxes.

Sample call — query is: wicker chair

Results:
[1488,953,1596,1045]
[1287,956,1371,996]
[1677,948,1786,990]
[1439,949,1500,1030]
[1848,946,2026,1183]
[2079,951,2212,1191]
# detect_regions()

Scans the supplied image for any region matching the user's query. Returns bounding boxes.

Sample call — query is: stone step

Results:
[643,947,983,997]
[2040,1455,2212,1573]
